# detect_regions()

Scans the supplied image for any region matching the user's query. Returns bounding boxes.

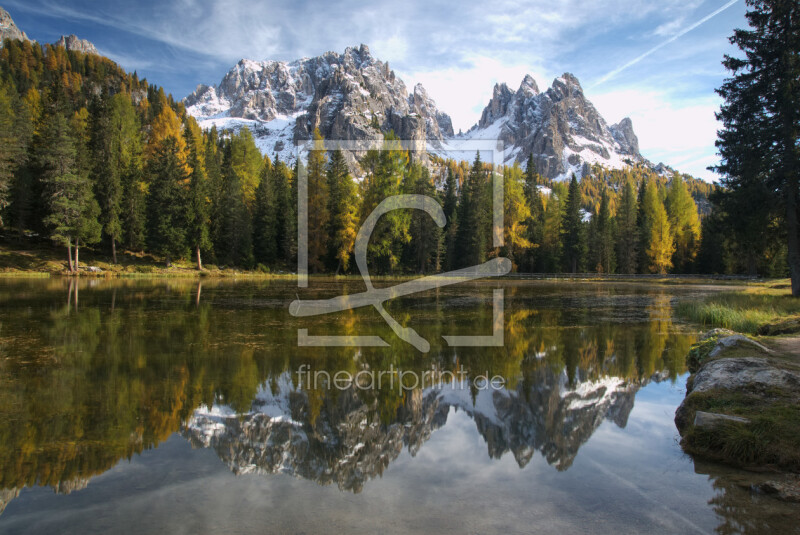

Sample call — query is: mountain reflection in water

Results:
[0,278,791,534]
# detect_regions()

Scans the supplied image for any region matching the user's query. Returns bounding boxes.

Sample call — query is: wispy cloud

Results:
[591,0,740,88]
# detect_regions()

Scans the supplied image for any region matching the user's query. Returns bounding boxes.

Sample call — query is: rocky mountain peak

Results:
[185,45,455,162]
[462,71,646,179]
[518,74,539,97]
[55,34,99,56]
[0,6,29,46]
[478,82,515,128]
[610,117,640,156]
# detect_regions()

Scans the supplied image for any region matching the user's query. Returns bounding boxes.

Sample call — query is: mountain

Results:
[54,34,99,56]
[0,6,28,45]
[182,369,659,492]
[458,73,645,180]
[1,7,99,57]
[185,44,454,162]
[187,47,654,180]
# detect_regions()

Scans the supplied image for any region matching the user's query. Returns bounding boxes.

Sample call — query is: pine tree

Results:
[615,179,638,274]
[325,149,359,273]
[647,195,675,274]
[185,117,212,270]
[91,93,141,263]
[454,152,490,268]
[714,0,800,293]
[359,132,409,273]
[253,157,276,266]
[0,82,21,225]
[591,188,615,273]
[306,129,329,273]
[406,163,441,273]
[562,174,586,273]
[665,174,701,272]
[146,137,188,266]
[38,112,101,271]
[218,140,254,268]
[502,163,532,269]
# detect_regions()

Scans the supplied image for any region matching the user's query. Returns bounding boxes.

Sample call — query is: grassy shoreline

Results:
[675,279,800,334]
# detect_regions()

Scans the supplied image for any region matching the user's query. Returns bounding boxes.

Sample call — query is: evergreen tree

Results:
[562,174,586,273]
[326,149,359,273]
[146,137,188,266]
[502,163,532,269]
[253,157,276,266]
[406,163,441,273]
[646,194,675,274]
[665,174,701,272]
[590,188,615,273]
[615,179,638,274]
[38,112,101,271]
[0,82,21,225]
[218,140,254,268]
[714,0,800,293]
[306,129,329,273]
[359,132,409,273]
[91,93,141,263]
[185,117,212,270]
[454,152,490,268]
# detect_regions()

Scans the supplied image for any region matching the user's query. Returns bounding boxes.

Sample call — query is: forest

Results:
[0,37,779,277]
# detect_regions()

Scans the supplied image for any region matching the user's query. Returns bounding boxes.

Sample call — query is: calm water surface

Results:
[0,278,796,534]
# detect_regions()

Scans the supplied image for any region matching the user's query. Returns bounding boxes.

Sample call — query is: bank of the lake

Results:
[674,284,800,502]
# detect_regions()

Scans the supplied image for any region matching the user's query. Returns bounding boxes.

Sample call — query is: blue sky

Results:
[3,0,747,181]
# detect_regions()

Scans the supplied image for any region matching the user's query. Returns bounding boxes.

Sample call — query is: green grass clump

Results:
[681,387,800,471]
[677,286,800,334]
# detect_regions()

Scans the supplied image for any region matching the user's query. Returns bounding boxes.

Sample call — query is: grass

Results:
[676,280,800,334]
[680,387,800,471]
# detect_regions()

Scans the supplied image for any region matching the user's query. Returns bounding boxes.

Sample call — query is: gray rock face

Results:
[462,72,645,179]
[0,7,28,45]
[688,357,800,395]
[707,334,773,359]
[54,34,99,56]
[184,44,454,160]
[693,411,750,429]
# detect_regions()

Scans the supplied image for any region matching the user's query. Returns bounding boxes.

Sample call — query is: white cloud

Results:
[400,57,550,134]
[590,88,721,180]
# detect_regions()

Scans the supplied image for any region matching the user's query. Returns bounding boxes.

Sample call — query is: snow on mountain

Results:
[186,46,655,181]
[458,72,645,180]
[184,44,454,163]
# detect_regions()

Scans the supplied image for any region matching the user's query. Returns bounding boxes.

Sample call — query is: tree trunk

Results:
[195,245,202,271]
[786,180,800,296]
[165,255,171,268]
[112,239,117,265]
[66,238,74,273]
[74,242,80,272]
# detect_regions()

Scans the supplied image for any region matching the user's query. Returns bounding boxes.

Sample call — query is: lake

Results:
[0,278,796,534]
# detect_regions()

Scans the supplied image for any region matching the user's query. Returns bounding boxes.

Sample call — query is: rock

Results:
[755,475,800,502]
[708,334,773,358]
[461,72,646,179]
[688,357,800,395]
[184,44,454,168]
[0,7,29,45]
[700,328,736,341]
[54,34,99,56]
[87,266,102,273]
[693,411,750,429]
[757,317,800,336]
